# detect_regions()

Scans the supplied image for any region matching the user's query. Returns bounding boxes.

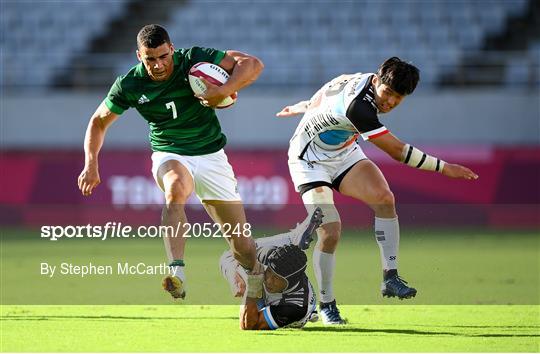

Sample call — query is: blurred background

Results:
[1,0,538,227]
[0,0,538,306]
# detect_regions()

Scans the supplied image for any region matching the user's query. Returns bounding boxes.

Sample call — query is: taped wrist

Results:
[246,273,263,298]
[246,262,264,298]
[401,144,445,173]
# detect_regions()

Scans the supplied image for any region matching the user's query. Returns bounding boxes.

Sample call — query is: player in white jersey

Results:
[220,208,323,330]
[277,57,478,325]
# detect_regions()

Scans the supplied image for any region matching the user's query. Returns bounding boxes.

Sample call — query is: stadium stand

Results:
[1,0,537,89]
[1,0,128,88]
[441,0,539,86]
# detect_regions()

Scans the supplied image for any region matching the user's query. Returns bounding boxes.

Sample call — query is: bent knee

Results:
[317,221,341,250]
[318,221,341,239]
[373,189,395,206]
[164,179,192,204]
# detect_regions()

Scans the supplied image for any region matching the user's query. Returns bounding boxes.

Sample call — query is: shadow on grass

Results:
[412,324,540,329]
[301,327,539,338]
[1,315,237,321]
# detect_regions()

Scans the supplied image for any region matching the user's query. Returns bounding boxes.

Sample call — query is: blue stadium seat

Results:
[1,0,530,89]
[1,0,129,88]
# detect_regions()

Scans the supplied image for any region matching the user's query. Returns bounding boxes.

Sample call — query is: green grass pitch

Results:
[1,228,539,352]
[2,305,538,352]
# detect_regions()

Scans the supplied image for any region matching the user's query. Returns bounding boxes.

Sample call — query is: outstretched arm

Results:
[77,102,119,196]
[239,262,271,330]
[370,133,479,180]
[239,297,271,330]
[277,75,354,117]
[197,50,264,107]
[276,100,310,117]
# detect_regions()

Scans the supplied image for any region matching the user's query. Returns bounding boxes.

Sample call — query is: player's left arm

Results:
[239,261,271,330]
[276,100,310,117]
[198,50,264,107]
[370,133,479,180]
[240,298,271,330]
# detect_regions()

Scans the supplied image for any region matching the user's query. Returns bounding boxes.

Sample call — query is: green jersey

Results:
[104,47,227,156]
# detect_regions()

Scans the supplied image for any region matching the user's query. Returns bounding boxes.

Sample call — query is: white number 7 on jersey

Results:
[165,101,178,119]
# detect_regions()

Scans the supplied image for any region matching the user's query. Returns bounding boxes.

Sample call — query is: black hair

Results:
[377,57,420,95]
[267,244,307,280]
[137,24,171,49]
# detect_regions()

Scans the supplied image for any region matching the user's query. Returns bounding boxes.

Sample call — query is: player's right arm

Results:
[276,100,310,117]
[78,102,120,196]
[238,261,272,330]
[276,75,356,117]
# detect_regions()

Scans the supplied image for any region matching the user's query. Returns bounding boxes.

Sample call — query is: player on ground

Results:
[277,57,479,324]
[77,24,265,299]
[220,208,323,330]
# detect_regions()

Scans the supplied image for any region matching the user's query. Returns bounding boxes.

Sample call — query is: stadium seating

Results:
[159,0,533,87]
[504,40,540,87]
[1,0,535,89]
[1,0,128,88]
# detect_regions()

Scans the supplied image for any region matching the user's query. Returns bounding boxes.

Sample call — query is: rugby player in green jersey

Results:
[77,24,264,299]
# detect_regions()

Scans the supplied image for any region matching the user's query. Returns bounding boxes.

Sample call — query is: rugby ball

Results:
[188,62,237,108]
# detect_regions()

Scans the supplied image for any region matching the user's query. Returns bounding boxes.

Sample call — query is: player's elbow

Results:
[88,116,105,134]
[387,143,406,162]
[381,145,402,162]
[245,55,264,77]
[390,149,403,162]
[253,55,264,71]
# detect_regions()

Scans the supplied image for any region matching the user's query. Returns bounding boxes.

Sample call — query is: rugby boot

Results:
[381,273,417,299]
[162,275,186,299]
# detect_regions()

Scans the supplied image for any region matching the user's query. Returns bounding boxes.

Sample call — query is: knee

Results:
[317,222,341,250]
[164,178,192,204]
[373,189,395,206]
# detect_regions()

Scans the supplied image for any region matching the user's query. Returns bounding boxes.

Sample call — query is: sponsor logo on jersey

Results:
[303,113,340,139]
[347,77,363,97]
[138,94,150,105]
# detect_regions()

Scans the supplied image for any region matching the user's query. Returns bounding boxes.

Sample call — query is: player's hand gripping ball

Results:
[189,62,237,108]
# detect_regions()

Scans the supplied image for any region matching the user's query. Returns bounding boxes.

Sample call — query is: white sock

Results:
[374,217,400,270]
[313,248,335,303]
[173,265,185,282]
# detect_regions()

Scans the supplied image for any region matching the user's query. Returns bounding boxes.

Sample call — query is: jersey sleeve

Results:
[104,76,131,115]
[261,305,307,329]
[255,244,277,265]
[185,46,226,67]
[346,96,389,141]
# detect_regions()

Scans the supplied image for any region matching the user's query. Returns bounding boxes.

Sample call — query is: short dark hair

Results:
[377,57,420,95]
[137,24,170,49]
[267,244,307,281]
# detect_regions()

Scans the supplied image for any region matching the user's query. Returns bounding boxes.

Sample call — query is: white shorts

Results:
[288,144,367,192]
[151,149,241,202]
